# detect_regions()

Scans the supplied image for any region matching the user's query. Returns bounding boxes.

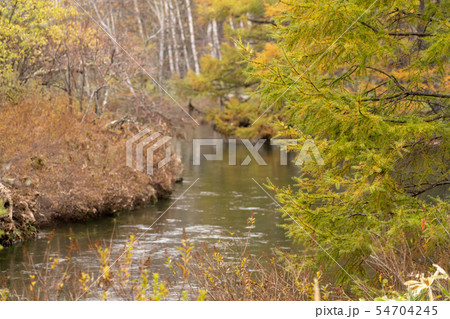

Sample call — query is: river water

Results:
[0,125,300,298]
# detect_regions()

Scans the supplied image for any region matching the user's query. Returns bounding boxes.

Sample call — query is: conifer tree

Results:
[246,0,449,285]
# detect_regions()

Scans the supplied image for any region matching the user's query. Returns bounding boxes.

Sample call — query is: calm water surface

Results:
[0,125,300,298]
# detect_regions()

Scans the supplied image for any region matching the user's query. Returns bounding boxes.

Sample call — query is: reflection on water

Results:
[0,125,300,298]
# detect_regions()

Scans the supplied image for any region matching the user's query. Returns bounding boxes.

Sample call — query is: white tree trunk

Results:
[229,17,238,47]
[229,17,235,30]
[109,4,116,36]
[169,0,180,76]
[158,0,166,80]
[185,0,200,74]
[133,0,145,41]
[175,0,191,73]
[164,1,175,73]
[100,86,110,116]
[207,22,214,57]
[212,18,221,60]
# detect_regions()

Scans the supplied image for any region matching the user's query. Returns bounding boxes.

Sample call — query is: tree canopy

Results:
[245,0,449,286]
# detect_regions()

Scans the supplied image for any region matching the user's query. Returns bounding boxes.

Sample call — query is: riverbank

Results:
[0,96,182,247]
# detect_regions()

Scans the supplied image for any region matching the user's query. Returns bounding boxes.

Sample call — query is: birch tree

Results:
[133,0,146,41]
[185,0,200,74]
[168,0,180,76]
[175,0,191,74]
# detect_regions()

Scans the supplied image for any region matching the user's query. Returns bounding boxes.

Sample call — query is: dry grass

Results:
[0,227,340,301]
[2,224,445,301]
[0,91,182,245]
[1,213,447,301]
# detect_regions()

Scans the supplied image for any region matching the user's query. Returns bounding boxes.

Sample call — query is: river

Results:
[0,125,300,299]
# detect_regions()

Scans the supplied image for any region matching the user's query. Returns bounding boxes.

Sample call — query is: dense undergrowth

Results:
[0,91,182,246]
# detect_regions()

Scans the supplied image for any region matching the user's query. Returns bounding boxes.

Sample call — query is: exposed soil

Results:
[0,98,183,246]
